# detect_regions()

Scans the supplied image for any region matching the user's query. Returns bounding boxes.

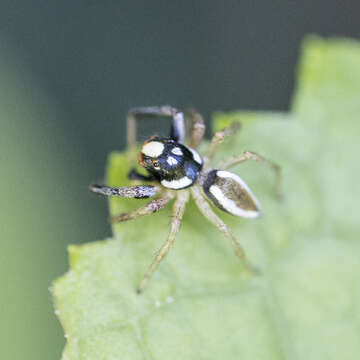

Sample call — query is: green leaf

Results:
[52,36,360,360]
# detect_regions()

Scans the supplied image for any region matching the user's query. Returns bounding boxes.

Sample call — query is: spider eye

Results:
[152,160,160,169]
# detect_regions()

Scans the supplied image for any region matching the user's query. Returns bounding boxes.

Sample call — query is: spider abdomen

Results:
[202,169,262,218]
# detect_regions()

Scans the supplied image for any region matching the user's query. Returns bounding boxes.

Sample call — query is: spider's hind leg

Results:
[220,151,282,198]
[191,184,260,274]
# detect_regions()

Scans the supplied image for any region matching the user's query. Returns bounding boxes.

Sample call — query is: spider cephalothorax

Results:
[139,136,203,189]
[91,105,281,293]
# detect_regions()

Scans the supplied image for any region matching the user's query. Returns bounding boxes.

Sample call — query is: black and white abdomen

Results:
[202,169,261,218]
[138,137,203,190]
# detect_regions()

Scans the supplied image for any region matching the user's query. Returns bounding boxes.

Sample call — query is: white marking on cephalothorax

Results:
[189,147,203,165]
[161,176,192,189]
[209,184,260,218]
[167,156,178,166]
[171,147,183,156]
[141,141,164,157]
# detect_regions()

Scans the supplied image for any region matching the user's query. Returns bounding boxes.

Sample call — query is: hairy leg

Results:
[137,190,190,293]
[112,191,174,223]
[191,184,259,274]
[187,108,205,149]
[203,122,241,167]
[221,151,282,197]
[90,184,160,199]
[127,169,156,182]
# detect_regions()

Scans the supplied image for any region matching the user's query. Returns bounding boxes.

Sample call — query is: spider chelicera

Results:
[90,106,281,293]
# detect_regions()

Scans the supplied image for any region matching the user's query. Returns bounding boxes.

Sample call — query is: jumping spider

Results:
[90,106,281,293]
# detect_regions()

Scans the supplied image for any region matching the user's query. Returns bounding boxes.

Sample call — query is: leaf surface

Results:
[53,37,360,360]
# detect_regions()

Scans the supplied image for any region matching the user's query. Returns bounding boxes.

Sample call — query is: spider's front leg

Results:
[90,184,174,223]
[137,190,189,294]
[90,184,160,199]
[127,105,186,151]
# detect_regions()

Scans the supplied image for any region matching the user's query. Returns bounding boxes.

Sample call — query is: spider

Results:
[90,106,281,293]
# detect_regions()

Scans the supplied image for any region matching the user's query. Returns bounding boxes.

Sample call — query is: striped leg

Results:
[137,190,190,293]
[191,185,260,274]
[221,151,282,198]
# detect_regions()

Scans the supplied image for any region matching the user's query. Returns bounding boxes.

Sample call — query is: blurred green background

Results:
[1,2,359,359]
